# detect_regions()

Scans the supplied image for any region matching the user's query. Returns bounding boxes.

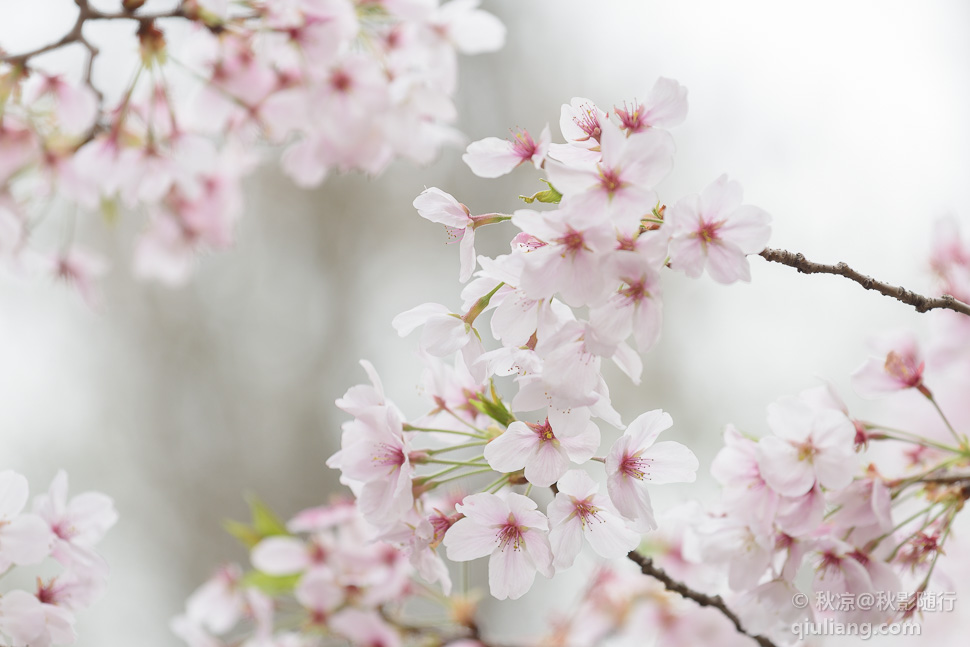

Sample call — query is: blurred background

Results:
[1,0,969,645]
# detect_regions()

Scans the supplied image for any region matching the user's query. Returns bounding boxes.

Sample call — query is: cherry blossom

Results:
[443,492,553,600]
[605,411,698,532]
[463,126,551,178]
[665,174,772,283]
[483,408,601,487]
[547,470,640,569]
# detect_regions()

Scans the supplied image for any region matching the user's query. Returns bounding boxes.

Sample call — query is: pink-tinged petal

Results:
[62,492,117,545]
[454,492,511,527]
[776,486,825,536]
[358,468,413,524]
[663,194,703,236]
[765,399,814,443]
[543,160,598,196]
[850,358,910,398]
[503,491,545,528]
[718,205,771,253]
[597,118,628,169]
[462,137,520,178]
[624,410,674,450]
[392,302,450,336]
[612,342,643,385]
[640,441,698,484]
[443,518,497,562]
[699,174,744,219]
[0,514,54,565]
[295,569,343,613]
[666,235,706,278]
[280,138,329,188]
[756,436,815,497]
[250,537,309,575]
[484,422,535,473]
[330,609,400,647]
[413,187,470,228]
[632,298,663,352]
[584,511,640,560]
[642,77,688,129]
[549,516,583,570]
[555,469,598,500]
[185,566,243,634]
[531,124,551,168]
[615,128,675,188]
[556,423,600,465]
[488,541,536,600]
[525,442,569,487]
[0,590,45,646]
[813,451,856,492]
[606,473,656,532]
[0,470,29,520]
[705,241,751,284]
[421,315,470,356]
[523,527,554,578]
[458,227,476,282]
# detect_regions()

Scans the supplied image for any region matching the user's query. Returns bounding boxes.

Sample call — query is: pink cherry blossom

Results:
[665,174,772,283]
[850,331,927,398]
[756,397,857,497]
[615,77,689,133]
[605,410,698,532]
[0,471,55,572]
[588,252,664,352]
[709,425,779,537]
[413,188,478,281]
[546,119,674,230]
[547,470,640,569]
[184,564,246,634]
[443,492,553,600]
[462,125,550,178]
[483,408,601,487]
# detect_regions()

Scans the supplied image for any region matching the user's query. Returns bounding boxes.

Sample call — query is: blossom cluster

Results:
[0,470,117,647]
[679,228,970,644]
[0,0,504,296]
[325,77,775,603]
[172,497,484,647]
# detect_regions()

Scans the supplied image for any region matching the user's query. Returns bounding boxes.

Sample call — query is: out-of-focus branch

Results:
[626,550,778,647]
[0,1,188,66]
[759,247,970,317]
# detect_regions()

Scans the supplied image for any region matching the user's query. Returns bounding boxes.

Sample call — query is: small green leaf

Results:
[519,179,562,204]
[242,571,301,596]
[222,519,262,549]
[248,496,289,538]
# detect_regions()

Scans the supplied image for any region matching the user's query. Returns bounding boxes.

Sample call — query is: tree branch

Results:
[626,550,778,647]
[759,247,970,317]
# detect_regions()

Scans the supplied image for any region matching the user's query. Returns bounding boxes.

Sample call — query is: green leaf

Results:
[248,496,289,537]
[222,519,262,549]
[519,179,562,204]
[242,571,301,596]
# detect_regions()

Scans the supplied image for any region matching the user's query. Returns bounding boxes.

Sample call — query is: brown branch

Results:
[626,550,778,647]
[759,247,970,317]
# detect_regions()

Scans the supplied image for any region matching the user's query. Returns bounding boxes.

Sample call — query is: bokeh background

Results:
[2,1,969,645]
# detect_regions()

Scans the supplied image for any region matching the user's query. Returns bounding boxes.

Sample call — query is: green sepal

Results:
[469,382,516,428]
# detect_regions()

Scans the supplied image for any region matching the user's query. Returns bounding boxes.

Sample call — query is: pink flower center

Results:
[619,452,651,480]
[371,442,405,468]
[330,69,353,93]
[556,228,587,255]
[615,100,646,133]
[574,106,602,142]
[50,521,78,541]
[598,167,623,195]
[693,220,722,245]
[496,515,525,551]
[528,419,557,443]
[511,129,538,160]
[572,498,604,527]
[884,351,923,387]
[619,279,647,304]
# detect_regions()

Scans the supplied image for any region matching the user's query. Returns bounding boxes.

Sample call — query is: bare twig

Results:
[759,247,970,317]
[626,550,778,647]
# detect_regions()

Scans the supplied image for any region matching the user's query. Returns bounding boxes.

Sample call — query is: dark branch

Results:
[626,550,778,647]
[759,247,970,317]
